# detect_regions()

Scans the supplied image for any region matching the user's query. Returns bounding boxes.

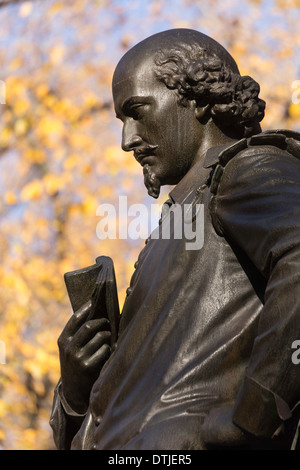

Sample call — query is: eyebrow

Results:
[121,96,153,114]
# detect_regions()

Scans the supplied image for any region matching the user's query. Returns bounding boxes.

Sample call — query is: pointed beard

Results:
[143,164,161,199]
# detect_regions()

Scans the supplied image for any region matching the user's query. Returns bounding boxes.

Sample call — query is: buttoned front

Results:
[50,137,300,451]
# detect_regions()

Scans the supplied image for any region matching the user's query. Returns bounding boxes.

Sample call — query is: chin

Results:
[143,164,161,198]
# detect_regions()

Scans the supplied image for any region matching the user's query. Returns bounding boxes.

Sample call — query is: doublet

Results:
[50,130,300,450]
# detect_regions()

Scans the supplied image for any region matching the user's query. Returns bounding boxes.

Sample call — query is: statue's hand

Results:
[201,404,249,448]
[58,300,111,414]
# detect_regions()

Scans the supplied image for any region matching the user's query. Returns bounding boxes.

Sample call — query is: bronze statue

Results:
[50,29,300,450]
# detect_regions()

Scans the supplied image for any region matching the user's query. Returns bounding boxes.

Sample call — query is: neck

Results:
[193,119,239,167]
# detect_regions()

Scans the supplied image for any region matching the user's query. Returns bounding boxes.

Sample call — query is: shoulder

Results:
[209,130,300,239]
[209,130,300,196]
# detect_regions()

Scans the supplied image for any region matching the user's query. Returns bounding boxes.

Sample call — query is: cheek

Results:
[154,111,184,149]
[163,112,198,159]
[142,99,199,161]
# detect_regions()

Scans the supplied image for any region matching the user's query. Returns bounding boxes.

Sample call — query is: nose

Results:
[121,120,143,152]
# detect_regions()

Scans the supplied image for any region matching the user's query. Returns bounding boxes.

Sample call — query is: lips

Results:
[134,145,158,166]
[136,154,153,166]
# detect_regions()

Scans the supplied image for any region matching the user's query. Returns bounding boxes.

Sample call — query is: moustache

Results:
[134,145,158,163]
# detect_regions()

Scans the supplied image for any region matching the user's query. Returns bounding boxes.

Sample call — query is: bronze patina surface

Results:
[50,29,300,450]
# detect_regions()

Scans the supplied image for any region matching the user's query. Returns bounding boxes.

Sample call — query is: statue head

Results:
[112,29,265,198]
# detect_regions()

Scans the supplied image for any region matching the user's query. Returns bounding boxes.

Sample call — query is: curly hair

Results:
[154,43,266,138]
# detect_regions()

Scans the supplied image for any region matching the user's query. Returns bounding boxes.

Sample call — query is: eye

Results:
[129,103,146,120]
[121,97,153,121]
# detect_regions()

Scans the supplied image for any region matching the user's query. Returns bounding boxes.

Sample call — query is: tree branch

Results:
[0,0,36,8]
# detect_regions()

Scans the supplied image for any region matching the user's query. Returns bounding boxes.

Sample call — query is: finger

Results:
[81,330,111,356]
[72,318,110,348]
[61,300,92,338]
[84,343,111,370]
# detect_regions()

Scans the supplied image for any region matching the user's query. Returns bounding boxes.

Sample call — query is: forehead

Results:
[112,54,165,110]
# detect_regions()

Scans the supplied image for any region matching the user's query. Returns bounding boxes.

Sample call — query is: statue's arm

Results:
[50,301,112,449]
[213,147,300,439]
[50,379,87,450]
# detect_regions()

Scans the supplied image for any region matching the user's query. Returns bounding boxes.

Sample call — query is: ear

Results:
[195,104,211,122]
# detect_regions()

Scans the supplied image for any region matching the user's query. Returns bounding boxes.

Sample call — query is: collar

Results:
[203,143,235,168]
[169,142,235,205]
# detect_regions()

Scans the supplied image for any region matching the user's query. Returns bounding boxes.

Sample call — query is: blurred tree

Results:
[0,0,27,7]
[0,0,299,450]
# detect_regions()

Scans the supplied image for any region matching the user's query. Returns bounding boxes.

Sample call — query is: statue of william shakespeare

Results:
[50,29,300,450]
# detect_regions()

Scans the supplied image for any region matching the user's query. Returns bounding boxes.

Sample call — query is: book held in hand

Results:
[64,256,120,345]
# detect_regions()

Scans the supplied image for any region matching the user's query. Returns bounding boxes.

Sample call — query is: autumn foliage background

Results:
[0,0,300,450]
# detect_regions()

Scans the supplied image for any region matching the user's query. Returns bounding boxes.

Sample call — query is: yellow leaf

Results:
[51,2,64,14]
[0,400,8,418]
[14,118,29,136]
[0,127,12,146]
[37,115,65,138]
[9,58,23,71]
[84,93,99,108]
[63,154,80,170]
[19,343,35,358]
[14,98,30,116]
[50,45,65,65]
[105,145,128,164]
[6,76,25,99]
[289,103,300,120]
[24,148,46,164]
[4,191,17,205]
[82,195,97,215]
[23,428,37,447]
[43,173,64,195]
[53,98,81,121]
[82,163,92,174]
[20,179,43,201]
[43,94,57,108]
[69,133,93,149]
[35,83,49,99]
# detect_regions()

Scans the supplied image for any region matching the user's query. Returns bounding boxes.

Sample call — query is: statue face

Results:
[112,55,203,198]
